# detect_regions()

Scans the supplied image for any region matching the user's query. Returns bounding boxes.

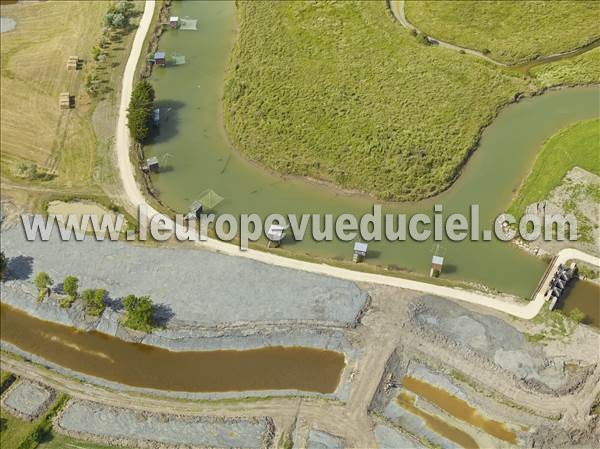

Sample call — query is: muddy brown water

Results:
[397,391,479,449]
[558,279,600,328]
[0,304,345,393]
[402,376,516,444]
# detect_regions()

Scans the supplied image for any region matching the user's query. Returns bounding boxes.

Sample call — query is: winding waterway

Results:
[144,1,599,298]
[0,304,345,394]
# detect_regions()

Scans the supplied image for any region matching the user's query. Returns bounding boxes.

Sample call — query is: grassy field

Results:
[224,1,534,201]
[38,432,123,449]
[531,47,600,86]
[0,1,141,212]
[404,1,600,65]
[0,408,37,449]
[0,408,121,449]
[508,119,600,218]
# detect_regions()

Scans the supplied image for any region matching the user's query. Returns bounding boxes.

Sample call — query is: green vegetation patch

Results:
[1,409,37,449]
[38,432,124,449]
[224,1,532,201]
[404,0,600,64]
[532,47,600,86]
[508,119,600,218]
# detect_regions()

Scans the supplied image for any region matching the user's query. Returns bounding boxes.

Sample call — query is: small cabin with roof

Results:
[267,225,286,248]
[353,242,368,263]
[169,16,179,28]
[153,52,166,67]
[188,201,204,220]
[145,156,159,173]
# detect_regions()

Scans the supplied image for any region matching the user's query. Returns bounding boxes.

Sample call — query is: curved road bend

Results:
[388,0,600,68]
[388,0,504,65]
[116,1,599,321]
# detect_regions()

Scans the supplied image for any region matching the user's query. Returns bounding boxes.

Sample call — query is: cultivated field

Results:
[224,1,534,201]
[404,0,600,65]
[0,1,141,211]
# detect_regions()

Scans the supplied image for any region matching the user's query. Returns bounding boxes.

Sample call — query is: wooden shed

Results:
[353,242,368,263]
[153,52,166,67]
[267,224,286,248]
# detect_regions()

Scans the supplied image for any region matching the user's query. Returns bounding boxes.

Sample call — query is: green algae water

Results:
[145,1,600,297]
[0,304,345,393]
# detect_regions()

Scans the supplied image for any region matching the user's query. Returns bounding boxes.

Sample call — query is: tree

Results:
[122,294,154,332]
[569,307,586,323]
[110,12,128,28]
[127,80,155,143]
[34,272,53,301]
[63,276,79,299]
[82,288,107,317]
[115,0,135,14]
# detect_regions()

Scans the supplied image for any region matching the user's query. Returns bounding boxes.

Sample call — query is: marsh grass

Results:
[224,1,532,201]
[405,1,600,65]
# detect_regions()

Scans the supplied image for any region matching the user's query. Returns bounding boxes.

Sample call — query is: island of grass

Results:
[508,118,600,219]
[404,0,600,65]
[224,1,542,201]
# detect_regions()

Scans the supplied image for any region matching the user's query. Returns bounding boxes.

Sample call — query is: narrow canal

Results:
[402,376,516,444]
[0,304,345,394]
[144,1,599,298]
[559,279,600,328]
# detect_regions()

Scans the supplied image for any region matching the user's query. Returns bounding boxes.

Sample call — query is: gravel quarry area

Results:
[0,224,368,328]
[364,287,600,449]
[55,400,274,449]
[1,379,55,421]
[306,429,345,449]
[411,296,573,391]
[373,423,426,449]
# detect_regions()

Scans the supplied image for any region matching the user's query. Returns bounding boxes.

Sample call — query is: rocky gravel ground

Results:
[1,379,55,421]
[306,429,345,449]
[0,224,368,328]
[373,422,426,449]
[411,296,570,390]
[55,400,274,449]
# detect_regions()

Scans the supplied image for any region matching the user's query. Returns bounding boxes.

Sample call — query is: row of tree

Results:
[34,271,154,331]
[127,80,156,143]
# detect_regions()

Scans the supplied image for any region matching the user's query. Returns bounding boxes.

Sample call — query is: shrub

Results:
[59,297,76,309]
[63,276,79,299]
[415,32,431,46]
[0,251,5,280]
[122,294,154,332]
[82,288,107,317]
[569,307,586,323]
[34,272,53,301]
[14,162,38,180]
[91,46,102,61]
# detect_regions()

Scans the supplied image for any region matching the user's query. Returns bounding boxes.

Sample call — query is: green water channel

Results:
[145,0,600,298]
